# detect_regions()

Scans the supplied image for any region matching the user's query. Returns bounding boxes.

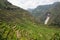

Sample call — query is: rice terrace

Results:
[0,0,60,40]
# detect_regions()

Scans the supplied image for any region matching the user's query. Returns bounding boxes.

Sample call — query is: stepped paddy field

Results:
[0,21,60,40]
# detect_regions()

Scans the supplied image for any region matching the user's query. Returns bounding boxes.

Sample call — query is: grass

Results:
[0,21,60,40]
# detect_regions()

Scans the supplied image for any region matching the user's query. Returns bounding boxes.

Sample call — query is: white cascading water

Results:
[44,16,50,24]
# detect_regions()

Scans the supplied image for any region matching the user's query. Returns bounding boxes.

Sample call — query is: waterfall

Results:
[44,16,50,24]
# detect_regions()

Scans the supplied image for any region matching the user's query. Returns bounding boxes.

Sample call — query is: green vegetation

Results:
[29,2,60,26]
[0,22,60,40]
[0,0,60,40]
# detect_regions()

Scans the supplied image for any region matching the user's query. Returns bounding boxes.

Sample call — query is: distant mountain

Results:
[28,2,60,26]
[28,8,34,12]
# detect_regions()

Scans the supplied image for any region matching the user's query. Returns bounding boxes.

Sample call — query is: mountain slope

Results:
[28,2,60,26]
[49,2,60,26]
[0,0,34,24]
[0,0,60,40]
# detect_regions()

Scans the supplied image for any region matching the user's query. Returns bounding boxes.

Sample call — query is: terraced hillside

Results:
[0,0,60,40]
[0,22,60,40]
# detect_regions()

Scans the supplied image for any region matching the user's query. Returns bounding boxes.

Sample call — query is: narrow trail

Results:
[12,25,21,39]
[16,30,20,38]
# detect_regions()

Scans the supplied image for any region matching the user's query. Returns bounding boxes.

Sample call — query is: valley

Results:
[0,0,60,40]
